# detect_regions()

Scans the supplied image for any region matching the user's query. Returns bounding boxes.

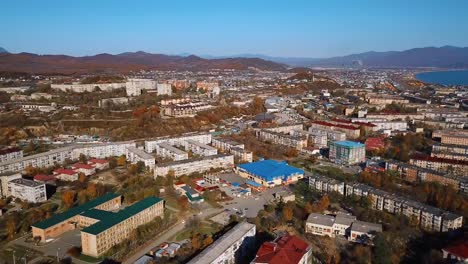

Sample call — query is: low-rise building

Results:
[8,178,47,203]
[251,234,312,264]
[156,143,189,161]
[72,163,96,176]
[185,140,218,156]
[0,172,22,197]
[187,222,256,264]
[0,147,23,163]
[237,160,304,187]
[53,168,79,181]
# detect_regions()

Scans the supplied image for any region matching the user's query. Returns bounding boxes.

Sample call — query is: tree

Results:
[79,153,87,164]
[78,172,86,183]
[304,202,313,214]
[177,196,189,210]
[282,207,293,222]
[372,234,392,264]
[117,155,127,166]
[191,233,202,250]
[67,246,82,258]
[109,157,117,169]
[86,183,98,199]
[77,190,88,205]
[61,190,77,209]
[6,217,17,239]
[204,236,213,247]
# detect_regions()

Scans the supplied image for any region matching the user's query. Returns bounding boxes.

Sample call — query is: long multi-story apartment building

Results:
[256,130,307,150]
[350,119,408,132]
[8,178,47,203]
[145,133,212,153]
[308,175,345,195]
[185,140,218,156]
[366,95,409,105]
[125,78,157,96]
[155,143,189,161]
[431,143,468,161]
[154,154,234,177]
[0,147,23,163]
[386,160,467,192]
[308,177,463,232]
[409,155,468,176]
[51,83,125,93]
[72,142,136,160]
[307,127,346,148]
[160,101,214,117]
[329,141,366,165]
[187,222,256,264]
[309,121,360,139]
[365,113,424,121]
[211,137,253,163]
[125,146,156,169]
[432,130,468,146]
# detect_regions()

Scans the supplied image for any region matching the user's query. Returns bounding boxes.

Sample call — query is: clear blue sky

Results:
[2,0,468,57]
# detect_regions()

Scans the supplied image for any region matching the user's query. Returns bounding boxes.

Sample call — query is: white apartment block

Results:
[308,175,345,195]
[256,130,307,150]
[0,172,22,197]
[125,146,156,169]
[155,143,189,161]
[211,137,252,163]
[72,142,136,160]
[157,83,173,96]
[307,127,346,148]
[351,119,408,132]
[145,133,212,153]
[51,83,125,93]
[0,148,23,163]
[125,78,157,96]
[0,146,74,174]
[187,222,256,264]
[230,147,253,163]
[8,178,47,203]
[185,140,218,156]
[154,154,234,177]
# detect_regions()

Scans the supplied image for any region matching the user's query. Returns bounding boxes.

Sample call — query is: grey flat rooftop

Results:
[126,146,154,160]
[187,222,256,264]
[306,213,335,227]
[157,142,188,155]
[351,221,382,233]
[9,178,44,187]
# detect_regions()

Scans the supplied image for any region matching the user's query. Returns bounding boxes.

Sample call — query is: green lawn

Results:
[175,225,217,241]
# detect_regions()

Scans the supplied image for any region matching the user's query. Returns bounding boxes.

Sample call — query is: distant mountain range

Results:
[201,46,468,68]
[0,51,287,74]
[1,46,467,74]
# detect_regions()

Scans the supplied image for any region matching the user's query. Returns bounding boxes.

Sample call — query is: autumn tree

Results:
[79,153,87,164]
[6,216,17,239]
[178,196,189,211]
[204,236,214,247]
[282,206,293,222]
[191,233,202,250]
[117,155,127,167]
[78,172,86,183]
[61,190,77,209]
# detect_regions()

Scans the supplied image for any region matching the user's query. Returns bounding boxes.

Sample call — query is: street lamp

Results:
[57,247,60,262]
[12,250,16,264]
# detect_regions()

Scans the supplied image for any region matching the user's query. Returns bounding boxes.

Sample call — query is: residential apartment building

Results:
[156,83,173,96]
[350,119,408,132]
[329,141,366,165]
[72,142,136,160]
[256,130,307,150]
[0,146,74,174]
[308,177,463,232]
[81,197,164,257]
[409,155,468,176]
[53,168,79,181]
[145,133,212,153]
[185,140,218,156]
[366,95,409,105]
[155,143,189,161]
[365,113,424,121]
[211,137,253,162]
[309,121,360,139]
[51,83,125,93]
[307,127,346,148]
[160,101,213,117]
[308,174,345,195]
[154,154,234,177]
[0,172,22,197]
[187,222,256,264]
[126,146,156,169]
[8,178,47,203]
[0,147,23,163]
[125,78,157,96]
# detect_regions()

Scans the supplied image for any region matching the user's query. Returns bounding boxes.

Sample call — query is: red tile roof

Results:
[365,137,385,150]
[311,121,360,131]
[34,174,56,181]
[53,168,77,175]
[253,235,310,264]
[443,240,468,259]
[411,154,468,166]
[0,147,21,155]
[72,163,95,170]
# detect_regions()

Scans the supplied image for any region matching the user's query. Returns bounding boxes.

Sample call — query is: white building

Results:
[125,79,157,96]
[185,140,218,156]
[126,146,156,170]
[307,127,346,148]
[0,148,23,163]
[157,83,172,96]
[145,133,212,153]
[0,173,22,197]
[187,222,256,264]
[51,83,125,93]
[8,178,47,203]
[72,142,136,160]
[154,154,234,177]
[155,143,189,161]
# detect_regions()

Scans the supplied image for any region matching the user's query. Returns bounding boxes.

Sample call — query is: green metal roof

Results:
[32,192,121,229]
[80,208,115,221]
[81,196,163,235]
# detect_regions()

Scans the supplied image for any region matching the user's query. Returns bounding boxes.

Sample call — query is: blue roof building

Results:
[237,160,304,187]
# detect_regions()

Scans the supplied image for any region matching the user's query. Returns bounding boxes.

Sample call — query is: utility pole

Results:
[57,247,60,262]
[12,250,16,264]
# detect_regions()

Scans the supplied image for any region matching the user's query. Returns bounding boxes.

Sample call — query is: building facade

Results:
[8,178,47,203]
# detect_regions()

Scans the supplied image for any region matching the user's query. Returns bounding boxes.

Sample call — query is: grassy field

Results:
[174,224,218,241]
